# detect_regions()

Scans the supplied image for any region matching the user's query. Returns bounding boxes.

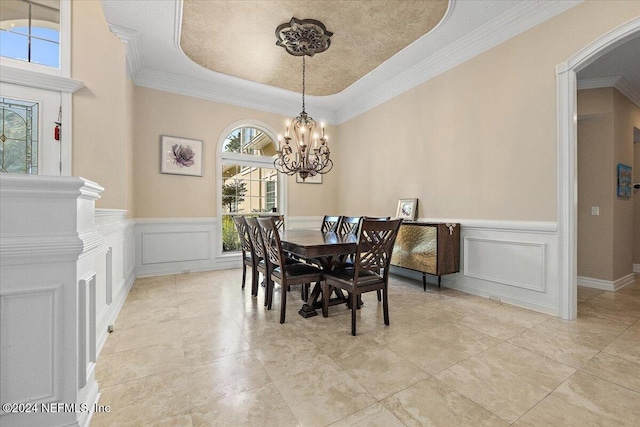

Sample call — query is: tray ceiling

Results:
[180,0,449,96]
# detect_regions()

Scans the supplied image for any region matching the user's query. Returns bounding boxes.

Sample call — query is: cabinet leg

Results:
[423,273,427,291]
[438,276,441,288]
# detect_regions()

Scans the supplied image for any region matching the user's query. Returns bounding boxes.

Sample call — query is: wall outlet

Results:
[591,206,599,216]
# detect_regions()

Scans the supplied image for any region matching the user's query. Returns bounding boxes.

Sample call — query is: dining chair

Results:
[321,218,403,335]
[361,217,390,301]
[260,214,285,233]
[247,216,304,307]
[245,217,272,307]
[321,215,341,232]
[232,216,259,296]
[257,217,323,323]
[338,216,361,235]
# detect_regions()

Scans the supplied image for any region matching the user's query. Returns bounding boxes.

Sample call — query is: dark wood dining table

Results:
[280,229,357,318]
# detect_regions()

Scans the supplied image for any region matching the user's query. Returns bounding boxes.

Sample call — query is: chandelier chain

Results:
[302,56,306,113]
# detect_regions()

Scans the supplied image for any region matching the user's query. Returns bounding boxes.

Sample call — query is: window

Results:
[220,126,281,252]
[0,96,38,174]
[0,0,60,68]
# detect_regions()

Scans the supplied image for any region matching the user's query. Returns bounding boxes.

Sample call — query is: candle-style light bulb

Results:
[285,120,290,137]
[321,122,325,138]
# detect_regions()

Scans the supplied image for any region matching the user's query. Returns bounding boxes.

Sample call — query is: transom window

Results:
[0,0,60,68]
[220,126,281,252]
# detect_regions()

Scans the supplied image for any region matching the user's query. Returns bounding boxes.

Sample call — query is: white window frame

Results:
[216,119,287,259]
[0,1,78,176]
[0,0,71,77]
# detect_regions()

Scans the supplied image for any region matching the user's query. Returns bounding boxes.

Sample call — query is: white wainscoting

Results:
[288,216,324,230]
[94,209,135,357]
[133,216,323,278]
[129,216,561,315]
[135,218,222,277]
[0,175,104,427]
[392,218,560,316]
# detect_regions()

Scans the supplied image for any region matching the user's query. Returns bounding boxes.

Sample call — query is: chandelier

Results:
[274,18,333,181]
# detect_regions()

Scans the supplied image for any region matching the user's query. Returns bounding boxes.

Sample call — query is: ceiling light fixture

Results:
[274,17,333,181]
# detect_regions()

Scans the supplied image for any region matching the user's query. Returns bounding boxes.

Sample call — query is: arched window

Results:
[0,1,61,68]
[218,123,284,253]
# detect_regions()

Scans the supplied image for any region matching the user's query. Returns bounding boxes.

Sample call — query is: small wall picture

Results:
[396,198,418,221]
[617,163,632,198]
[161,135,203,176]
[296,173,322,184]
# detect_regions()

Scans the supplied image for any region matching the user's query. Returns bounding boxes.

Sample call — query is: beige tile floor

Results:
[92,271,640,426]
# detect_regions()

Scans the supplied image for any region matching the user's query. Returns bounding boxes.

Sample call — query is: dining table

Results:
[280,229,357,318]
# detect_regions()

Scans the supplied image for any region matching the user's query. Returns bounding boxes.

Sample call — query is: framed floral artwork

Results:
[160,135,203,176]
[396,198,418,221]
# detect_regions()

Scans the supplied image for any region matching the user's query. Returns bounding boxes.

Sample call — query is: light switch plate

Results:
[591,206,600,216]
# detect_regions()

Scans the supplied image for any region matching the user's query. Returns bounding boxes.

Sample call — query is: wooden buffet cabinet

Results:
[391,222,460,290]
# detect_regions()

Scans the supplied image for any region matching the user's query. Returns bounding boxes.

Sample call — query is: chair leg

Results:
[280,284,287,324]
[241,262,247,289]
[267,278,274,310]
[383,285,390,326]
[251,264,259,297]
[376,290,381,301]
[321,282,330,318]
[351,291,357,336]
[264,276,270,307]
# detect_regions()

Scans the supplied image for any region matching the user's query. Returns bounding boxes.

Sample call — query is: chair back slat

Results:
[338,216,361,235]
[354,219,403,276]
[257,217,285,269]
[321,215,341,232]
[245,217,266,259]
[260,215,285,233]
[232,216,253,254]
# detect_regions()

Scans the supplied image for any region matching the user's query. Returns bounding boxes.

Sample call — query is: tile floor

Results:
[92,271,640,426]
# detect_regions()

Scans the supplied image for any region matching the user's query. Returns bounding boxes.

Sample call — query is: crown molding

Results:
[108,24,145,76]
[0,65,84,93]
[134,68,339,124]
[334,0,583,123]
[122,0,582,124]
[578,76,640,108]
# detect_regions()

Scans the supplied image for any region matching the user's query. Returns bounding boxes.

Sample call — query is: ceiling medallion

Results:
[275,17,333,57]
[274,17,333,181]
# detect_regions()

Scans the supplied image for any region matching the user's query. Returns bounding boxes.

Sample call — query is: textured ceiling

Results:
[180,0,449,96]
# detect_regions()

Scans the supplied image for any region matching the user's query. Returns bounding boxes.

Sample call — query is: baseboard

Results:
[578,273,636,291]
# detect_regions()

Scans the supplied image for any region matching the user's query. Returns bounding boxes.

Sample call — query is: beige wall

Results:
[577,88,640,281]
[71,0,134,212]
[612,90,640,277]
[132,87,338,218]
[70,0,640,227]
[577,88,615,280]
[336,1,640,221]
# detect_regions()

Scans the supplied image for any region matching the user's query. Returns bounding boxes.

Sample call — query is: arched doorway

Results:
[556,17,640,319]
